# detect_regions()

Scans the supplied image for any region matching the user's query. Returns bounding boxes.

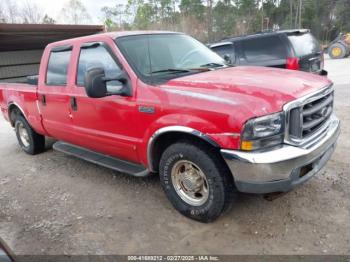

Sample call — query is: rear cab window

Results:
[240,35,287,63]
[46,46,72,86]
[288,33,321,57]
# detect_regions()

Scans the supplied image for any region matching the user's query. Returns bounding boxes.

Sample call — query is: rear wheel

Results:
[329,43,347,59]
[15,115,45,155]
[159,141,235,223]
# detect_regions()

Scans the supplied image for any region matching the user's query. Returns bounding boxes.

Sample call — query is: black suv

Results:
[209,29,327,75]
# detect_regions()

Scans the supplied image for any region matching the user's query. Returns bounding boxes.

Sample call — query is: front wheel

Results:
[159,141,235,223]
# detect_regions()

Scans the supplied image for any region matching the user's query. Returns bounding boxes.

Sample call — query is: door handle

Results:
[70,97,78,111]
[41,94,46,106]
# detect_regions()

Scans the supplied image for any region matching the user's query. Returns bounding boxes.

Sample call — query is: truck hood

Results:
[162,66,332,117]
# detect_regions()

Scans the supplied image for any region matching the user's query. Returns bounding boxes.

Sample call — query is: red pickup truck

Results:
[0,31,340,222]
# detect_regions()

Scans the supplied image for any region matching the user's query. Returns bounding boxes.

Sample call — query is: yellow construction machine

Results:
[328,33,350,59]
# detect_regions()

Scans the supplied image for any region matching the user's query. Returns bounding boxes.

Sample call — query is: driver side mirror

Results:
[84,68,132,98]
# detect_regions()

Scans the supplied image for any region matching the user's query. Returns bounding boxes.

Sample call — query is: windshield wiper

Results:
[200,63,226,68]
[151,68,191,74]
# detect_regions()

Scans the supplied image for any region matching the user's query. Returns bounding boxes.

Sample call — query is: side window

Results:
[77,44,122,86]
[211,44,236,63]
[241,36,287,62]
[46,49,72,86]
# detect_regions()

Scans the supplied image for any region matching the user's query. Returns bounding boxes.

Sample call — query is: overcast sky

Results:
[20,0,127,24]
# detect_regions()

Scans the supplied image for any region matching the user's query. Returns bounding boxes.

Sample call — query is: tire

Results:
[159,141,236,223]
[15,115,45,155]
[329,43,347,59]
[345,45,350,57]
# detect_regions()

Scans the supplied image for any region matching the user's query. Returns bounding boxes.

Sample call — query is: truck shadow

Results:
[42,140,300,224]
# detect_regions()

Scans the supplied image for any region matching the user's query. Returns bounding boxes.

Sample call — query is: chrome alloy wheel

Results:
[171,160,209,206]
[18,122,30,147]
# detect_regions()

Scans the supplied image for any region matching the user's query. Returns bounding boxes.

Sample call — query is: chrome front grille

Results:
[284,85,334,145]
[302,92,333,137]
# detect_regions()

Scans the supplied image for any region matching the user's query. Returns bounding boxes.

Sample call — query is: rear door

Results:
[237,35,288,68]
[37,45,74,142]
[287,32,323,73]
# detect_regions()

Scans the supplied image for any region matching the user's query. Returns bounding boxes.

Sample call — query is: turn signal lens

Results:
[241,140,253,151]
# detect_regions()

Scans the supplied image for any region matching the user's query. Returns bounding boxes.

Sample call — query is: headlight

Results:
[241,112,284,151]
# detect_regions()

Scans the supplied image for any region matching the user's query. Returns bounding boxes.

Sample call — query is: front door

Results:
[67,42,139,163]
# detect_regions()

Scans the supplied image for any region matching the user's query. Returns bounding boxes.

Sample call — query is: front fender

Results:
[140,113,241,171]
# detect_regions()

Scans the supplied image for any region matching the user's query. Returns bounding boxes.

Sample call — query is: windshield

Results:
[288,33,321,57]
[116,34,226,81]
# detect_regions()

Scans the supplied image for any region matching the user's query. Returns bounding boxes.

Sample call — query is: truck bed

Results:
[0,82,38,109]
[0,82,44,135]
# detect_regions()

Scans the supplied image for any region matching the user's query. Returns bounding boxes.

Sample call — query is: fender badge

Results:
[139,106,155,114]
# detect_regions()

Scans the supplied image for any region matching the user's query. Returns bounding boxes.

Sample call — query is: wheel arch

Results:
[147,126,220,173]
[8,102,28,127]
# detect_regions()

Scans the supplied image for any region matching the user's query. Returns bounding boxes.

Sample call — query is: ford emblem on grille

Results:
[319,107,328,117]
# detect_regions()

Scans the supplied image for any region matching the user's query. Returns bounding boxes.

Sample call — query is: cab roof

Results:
[47,31,182,48]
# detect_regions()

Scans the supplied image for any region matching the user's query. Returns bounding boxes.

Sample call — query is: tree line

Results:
[1,0,349,44]
[101,0,350,43]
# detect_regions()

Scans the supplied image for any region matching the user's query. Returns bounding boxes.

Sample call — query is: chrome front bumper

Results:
[221,115,340,194]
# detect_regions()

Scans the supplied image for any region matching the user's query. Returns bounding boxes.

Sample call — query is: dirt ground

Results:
[0,57,349,256]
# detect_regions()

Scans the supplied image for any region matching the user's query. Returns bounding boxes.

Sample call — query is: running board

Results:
[53,141,149,177]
